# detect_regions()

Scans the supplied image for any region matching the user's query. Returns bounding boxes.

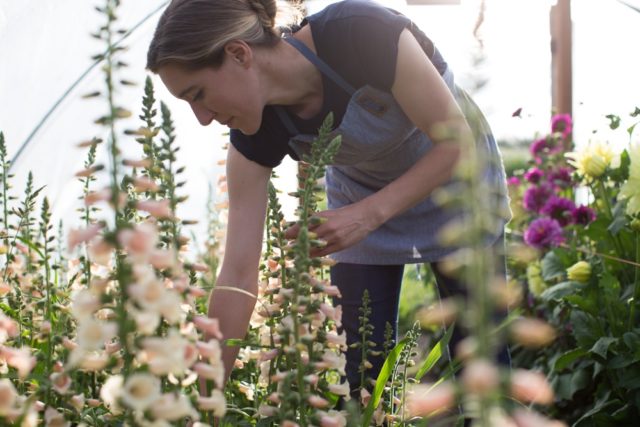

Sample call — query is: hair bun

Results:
[248,0,277,29]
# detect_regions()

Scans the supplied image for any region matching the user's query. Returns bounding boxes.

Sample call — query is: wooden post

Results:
[550,0,573,116]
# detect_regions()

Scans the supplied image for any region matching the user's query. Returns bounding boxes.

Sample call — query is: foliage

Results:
[508,110,640,425]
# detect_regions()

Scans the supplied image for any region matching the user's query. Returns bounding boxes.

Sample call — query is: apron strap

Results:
[283,36,356,96]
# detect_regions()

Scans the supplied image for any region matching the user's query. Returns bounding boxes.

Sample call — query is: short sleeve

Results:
[229,106,295,168]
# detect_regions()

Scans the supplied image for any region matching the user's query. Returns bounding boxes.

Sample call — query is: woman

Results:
[147,0,511,393]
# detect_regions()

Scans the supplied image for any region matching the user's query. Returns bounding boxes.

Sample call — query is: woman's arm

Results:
[298,28,468,257]
[207,144,272,385]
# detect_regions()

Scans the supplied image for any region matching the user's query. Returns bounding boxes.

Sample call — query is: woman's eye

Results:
[192,90,203,102]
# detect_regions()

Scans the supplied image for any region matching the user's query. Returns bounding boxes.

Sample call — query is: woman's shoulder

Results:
[307,0,409,27]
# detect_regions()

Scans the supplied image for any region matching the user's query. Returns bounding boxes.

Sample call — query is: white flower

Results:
[327,381,350,397]
[193,362,225,388]
[141,329,198,376]
[76,318,117,351]
[197,389,227,417]
[100,375,124,415]
[122,373,161,412]
[150,393,198,422]
[70,289,101,320]
[620,141,640,215]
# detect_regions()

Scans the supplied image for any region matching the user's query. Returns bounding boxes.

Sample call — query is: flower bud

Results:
[567,261,591,283]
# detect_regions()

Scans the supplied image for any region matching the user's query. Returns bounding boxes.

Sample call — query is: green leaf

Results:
[623,332,640,352]
[606,114,621,130]
[590,337,618,360]
[362,337,408,427]
[608,199,628,235]
[540,281,582,302]
[554,348,588,371]
[570,368,591,398]
[571,311,601,348]
[415,325,454,381]
[541,250,566,281]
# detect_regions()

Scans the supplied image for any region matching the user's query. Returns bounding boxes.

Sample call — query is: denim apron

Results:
[277,36,510,265]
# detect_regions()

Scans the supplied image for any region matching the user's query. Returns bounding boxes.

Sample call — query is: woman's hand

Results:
[284,201,381,257]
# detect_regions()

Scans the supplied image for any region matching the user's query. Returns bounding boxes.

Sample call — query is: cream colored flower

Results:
[406,382,456,418]
[122,373,161,412]
[526,263,547,297]
[620,141,640,216]
[70,289,101,320]
[141,329,198,376]
[511,369,554,405]
[511,318,557,348]
[567,261,592,283]
[565,141,614,180]
[100,375,124,415]
[44,407,70,427]
[0,378,17,416]
[150,393,198,422]
[193,362,225,388]
[319,410,348,427]
[76,318,117,351]
[197,389,227,417]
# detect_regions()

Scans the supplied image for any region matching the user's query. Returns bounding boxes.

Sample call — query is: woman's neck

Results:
[259,26,324,119]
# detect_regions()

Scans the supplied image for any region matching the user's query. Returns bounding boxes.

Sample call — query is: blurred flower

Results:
[133,176,159,193]
[308,395,330,408]
[416,298,458,328]
[150,393,197,422]
[1,346,36,378]
[526,263,547,297]
[141,329,199,376]
[511,318,557,348]
[193,316,224,340]
[524,218,565,249]
[406,382,455,418]
[619,141,640,215]
[100,375,124,415]
[507,176,521,187]
[44,406,69,427]
[197,389,226,417]
[541,196,576,226]
[76,318,117,351]
[567,261,592,283]
[523,183,553,213]
[462,358,499,395]
[136,199,173,219]
[510,369,554,405]
[571,205,596,225]
[551,113,573,138]
[0,378,17,416]
[524,167,544,184]
[68,223,103,252]
[122,373,161,412]
[51,372,72,395]
[193,362,225,388]
[319,410,347,427]
[512,409,568,427]
[548,166,573,189]
[328,381,350,397]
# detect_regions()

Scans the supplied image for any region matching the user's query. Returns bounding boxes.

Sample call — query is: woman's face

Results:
[158,50,264,135]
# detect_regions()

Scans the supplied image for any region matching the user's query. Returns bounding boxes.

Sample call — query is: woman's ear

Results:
[224,41,252,67]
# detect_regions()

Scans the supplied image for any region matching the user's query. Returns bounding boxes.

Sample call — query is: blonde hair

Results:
[147,0,303,72]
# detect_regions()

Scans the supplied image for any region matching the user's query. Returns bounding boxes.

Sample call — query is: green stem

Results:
[628,233,640,329]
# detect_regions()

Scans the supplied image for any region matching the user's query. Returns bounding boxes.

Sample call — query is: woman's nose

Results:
[191,103,215,126]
